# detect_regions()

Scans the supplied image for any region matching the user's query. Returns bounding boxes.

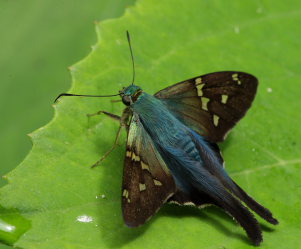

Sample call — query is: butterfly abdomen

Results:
[178,138,201,161]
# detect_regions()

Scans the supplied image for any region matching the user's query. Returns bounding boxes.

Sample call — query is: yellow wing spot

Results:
[221,95,228,104]
[201,97,210,111]
[127,135,134,146]
[183,202,195,206]
[213,115,220,127]
[195,77,202,85]
[232,73,238,80]
[123,189,130,203]
[196,83,205,96]
[122,189,129,198]
[131,152,140,161]
[139,183,146,191]
[153,179,163,186]
[232,73,241,85]
[126,151,132,157]
[141,161,150,171]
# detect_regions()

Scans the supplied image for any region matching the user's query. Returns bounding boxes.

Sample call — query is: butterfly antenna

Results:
[54,93,120,103]
[126,30,135,85]
[55,32,135,103]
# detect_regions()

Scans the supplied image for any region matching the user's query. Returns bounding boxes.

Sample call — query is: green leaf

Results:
[1,0,300,248]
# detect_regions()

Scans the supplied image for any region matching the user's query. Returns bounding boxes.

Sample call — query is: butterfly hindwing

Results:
[168,189,217,208]
[155,71,258,142]
[122,114,176,227]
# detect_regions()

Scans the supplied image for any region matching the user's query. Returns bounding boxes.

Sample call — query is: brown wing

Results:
[122,113,176,227]
[155,71,258,142]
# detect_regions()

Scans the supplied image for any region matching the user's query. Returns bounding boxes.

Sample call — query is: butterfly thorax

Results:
[120,84,143,106]
[132,93,201,157]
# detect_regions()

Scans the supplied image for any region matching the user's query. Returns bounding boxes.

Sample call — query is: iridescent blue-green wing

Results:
[122,114,176,227]
[155,71,258,142]
[167,141,224,207]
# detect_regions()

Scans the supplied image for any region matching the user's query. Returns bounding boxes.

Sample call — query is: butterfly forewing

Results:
[155,71,258,142]
[122,114,176,227]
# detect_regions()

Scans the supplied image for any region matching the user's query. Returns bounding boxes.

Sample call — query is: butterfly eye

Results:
[119,88,125,94]
[122,95,132,106]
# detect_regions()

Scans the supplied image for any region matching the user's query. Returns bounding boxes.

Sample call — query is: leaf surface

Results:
[1,0,301,248]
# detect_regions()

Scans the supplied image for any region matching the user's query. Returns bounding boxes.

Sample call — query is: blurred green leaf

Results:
[0,206,31,246]
[1,0,300,248]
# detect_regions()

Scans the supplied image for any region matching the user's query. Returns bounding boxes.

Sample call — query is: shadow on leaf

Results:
[159,204,250,245]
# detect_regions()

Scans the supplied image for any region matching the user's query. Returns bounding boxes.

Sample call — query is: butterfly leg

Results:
[110,99,122,103]
[91,125,122,168]
[90,108,132,168]
[87,110,121,124]
[87,110,121,130]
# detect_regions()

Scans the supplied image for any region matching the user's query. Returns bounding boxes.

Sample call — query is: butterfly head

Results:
[120,85,143,106]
